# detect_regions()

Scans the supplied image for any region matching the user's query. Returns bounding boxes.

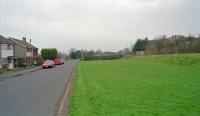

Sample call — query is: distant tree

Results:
[70,50,82,59]
[50,48,58,60]
[41,48,58,60]
[132,37,148,52]
[70,52,76,59]
[154,36,168,51]
[41,48,49,60]
[85,50,96,57]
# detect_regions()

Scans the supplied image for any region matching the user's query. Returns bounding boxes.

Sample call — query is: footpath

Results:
[0,66,42,81]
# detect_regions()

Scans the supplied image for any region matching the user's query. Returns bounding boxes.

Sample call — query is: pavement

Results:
[0,66,42,81]
[0,60,77,116]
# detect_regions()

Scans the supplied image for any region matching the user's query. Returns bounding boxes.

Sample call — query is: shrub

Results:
[41,48,58,60]
[84,55,122,61]
[15,58,26,67]
[35,56,44,65]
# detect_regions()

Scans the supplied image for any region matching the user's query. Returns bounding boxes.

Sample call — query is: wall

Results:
[135,51,145,56]
[0,44,14,69]
[0,44,1,57]
[145,49,158,55]
[14,44,26,58]
[1,50,14,58]
[33,49,38,57]
[26,52,33,57]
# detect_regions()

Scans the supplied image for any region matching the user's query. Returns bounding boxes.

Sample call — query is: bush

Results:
[41,48,58,60]
[15,58,26,67]
[132,38,148,53]
[84,55,122,61]
[35,56,44,65]
[70,50,82,59]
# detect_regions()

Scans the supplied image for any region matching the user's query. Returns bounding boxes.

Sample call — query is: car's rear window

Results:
[45,60,52,63]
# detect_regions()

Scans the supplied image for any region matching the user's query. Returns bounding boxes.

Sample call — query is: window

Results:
[8,58,12,63]
[1,44,13,50]
[0,58,8,65]
[1,44,7,50]
[9,45,13,50]
[27,48,32,52]
[7,44,11,50]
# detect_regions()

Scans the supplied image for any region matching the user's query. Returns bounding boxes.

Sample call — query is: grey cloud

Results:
[0,0,199,52]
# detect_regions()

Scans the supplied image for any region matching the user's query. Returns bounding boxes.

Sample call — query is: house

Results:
[135,51,145,56]
[118,48,132,56]
[0,35,15,69]
[100,52,120,56]
[9,37,38,65]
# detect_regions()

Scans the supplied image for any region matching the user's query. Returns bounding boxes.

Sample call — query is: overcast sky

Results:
[0,0,199,52]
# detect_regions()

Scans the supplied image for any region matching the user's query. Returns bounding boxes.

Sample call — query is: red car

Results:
[42,60,55,69]
[54,58,63,65]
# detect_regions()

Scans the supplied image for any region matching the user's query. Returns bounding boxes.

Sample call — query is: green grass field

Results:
[69,54,200,116]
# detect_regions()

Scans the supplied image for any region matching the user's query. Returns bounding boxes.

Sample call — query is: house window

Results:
[9,45,13,50]
[1,44,7,50]
[0,58,8,65]
[27,48,32,52]
[1,44,13,50]
[7,44,11,50]
[8,57,12,63]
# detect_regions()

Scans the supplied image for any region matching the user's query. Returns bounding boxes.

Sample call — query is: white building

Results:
[0,35,15,69]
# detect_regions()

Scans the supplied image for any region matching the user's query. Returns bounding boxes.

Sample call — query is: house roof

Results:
[9,38,38,49]
[0,35,15,44]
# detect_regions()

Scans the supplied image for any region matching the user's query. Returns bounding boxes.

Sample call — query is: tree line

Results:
[67,34,200,60]
[68,48,122,60]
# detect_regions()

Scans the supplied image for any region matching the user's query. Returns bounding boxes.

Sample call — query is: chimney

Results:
[22,37,26,42]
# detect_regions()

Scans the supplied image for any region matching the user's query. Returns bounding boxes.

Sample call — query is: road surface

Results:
[0,60,76,116]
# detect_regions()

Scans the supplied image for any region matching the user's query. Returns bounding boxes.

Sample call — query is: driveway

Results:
[0,60,76,116]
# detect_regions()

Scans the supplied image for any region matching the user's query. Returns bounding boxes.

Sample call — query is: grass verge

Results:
[69,54,200,116]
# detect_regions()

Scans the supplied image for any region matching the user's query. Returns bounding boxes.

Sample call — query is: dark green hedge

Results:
[84,55,122,61]
[41,48,58,60]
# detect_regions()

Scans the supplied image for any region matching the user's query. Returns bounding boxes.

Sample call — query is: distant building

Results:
[144,40,159,55]
[144,35,200,55]
[0,35,15,69]
[100,52,118,56]
[118,48,132,56]
[135,51,145,56]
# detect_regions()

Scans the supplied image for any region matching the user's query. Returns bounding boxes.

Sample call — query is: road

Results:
[0,60,76,116]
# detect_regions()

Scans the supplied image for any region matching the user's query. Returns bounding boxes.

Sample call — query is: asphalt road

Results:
[0,60,76,116]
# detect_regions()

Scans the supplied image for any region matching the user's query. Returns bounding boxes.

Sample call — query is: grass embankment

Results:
[69,54,200,116]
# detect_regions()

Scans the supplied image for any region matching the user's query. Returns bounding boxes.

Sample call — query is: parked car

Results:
[42,60,55,69]
[61,59,64,64]
[54,58,63,65]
